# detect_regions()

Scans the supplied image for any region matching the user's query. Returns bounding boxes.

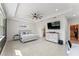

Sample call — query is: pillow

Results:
[19,30,32,35]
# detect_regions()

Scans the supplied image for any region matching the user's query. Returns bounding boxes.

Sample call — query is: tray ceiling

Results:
[2,3,79,20]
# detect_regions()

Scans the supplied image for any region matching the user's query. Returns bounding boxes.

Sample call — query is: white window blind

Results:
[0,4,4,37]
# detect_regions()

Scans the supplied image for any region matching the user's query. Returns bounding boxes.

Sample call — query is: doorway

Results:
[70,24,79,44]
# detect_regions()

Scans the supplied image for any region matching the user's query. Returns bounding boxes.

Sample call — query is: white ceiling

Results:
[2,3,79,20]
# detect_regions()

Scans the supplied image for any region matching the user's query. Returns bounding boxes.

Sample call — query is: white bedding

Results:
[20,34,40,42]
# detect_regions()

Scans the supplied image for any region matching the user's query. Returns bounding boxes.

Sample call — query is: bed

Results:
[19,30,40,43]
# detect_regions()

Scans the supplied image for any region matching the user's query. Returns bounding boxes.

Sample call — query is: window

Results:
[0,3,6,54]
[0,4,5,37]
[0,15,4,37]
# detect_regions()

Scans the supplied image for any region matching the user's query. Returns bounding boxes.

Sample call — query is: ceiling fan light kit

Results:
[31,11,43,20]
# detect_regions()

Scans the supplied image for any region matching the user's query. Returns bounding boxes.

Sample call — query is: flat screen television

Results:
[47,21,60,29]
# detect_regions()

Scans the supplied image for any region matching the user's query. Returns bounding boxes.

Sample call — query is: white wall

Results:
[66,19,70,41]
[68,17,79,25]
[7,18,38,41]
[2,3,17,17]
[36,15,68,44]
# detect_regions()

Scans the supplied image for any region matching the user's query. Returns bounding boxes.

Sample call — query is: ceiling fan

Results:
[31,11,43,20]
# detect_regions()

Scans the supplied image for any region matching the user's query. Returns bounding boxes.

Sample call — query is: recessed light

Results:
[56,9,59,11]
[73,14,76,16]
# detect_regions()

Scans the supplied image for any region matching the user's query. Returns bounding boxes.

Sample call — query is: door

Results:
[70,24,79,44]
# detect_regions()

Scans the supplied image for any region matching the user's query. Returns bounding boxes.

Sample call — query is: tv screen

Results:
[47,21,60,29]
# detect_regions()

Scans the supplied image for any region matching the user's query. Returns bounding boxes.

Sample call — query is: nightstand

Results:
[13,34,20,40]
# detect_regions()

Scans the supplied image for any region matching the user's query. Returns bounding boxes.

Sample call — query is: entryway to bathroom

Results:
[67,24,79,56]
[70,24,79,44]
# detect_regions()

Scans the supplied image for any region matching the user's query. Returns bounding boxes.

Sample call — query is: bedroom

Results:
[0,3,79,56]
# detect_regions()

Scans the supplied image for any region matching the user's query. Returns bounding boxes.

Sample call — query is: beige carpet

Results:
[68,43,79,56]
[1,38,66,56]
